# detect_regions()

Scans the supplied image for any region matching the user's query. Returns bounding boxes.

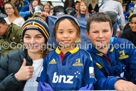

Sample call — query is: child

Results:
[37,15,95,90]
[86,12,136,90]
[74,1,91,18]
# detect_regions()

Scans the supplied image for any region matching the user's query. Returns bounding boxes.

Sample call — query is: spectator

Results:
[4,2,25,27]
[0,17,22,57]
[64,0,75,14]
[86,12,136,90]
[127,0,136,13]
[121,14,136,46]
[88,0,99,13]
[14,0,29,12]
[70,1,80,16]
[19,0,40,20]
[74,1,91,18]
[0,17,50,91]
[99,0,125,30]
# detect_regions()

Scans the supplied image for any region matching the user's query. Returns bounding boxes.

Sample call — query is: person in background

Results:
[99,0,125,30]
[0,17,50,91]
[19,0,40,20]
[70,1,80,16]
[74,1,91,18]
[86,12,136,91]
[13,0,29,11]
[64,0,75,14]
[121,14,136,46]
[4,2,25,27]
[0,17,22,57]
[37,15,95,91]
[127,0,136,13]
[42,3,53,16]
[88,0,99,13]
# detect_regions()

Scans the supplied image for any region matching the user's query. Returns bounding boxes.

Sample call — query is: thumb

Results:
[22,58,27,67]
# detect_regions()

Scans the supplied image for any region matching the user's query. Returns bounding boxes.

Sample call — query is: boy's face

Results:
[0,23,8,36]
[86,21,113,49]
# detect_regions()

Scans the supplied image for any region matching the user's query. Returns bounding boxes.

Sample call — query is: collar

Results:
[55,46,79,54]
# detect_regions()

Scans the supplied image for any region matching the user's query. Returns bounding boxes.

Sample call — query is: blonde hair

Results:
[42,3,51,14]
[77,1,89,18]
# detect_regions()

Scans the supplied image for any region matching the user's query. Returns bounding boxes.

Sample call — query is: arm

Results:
[118,2,125,29]
[0,55,23,91]
[37,54,53,91]
[79,52,95,90]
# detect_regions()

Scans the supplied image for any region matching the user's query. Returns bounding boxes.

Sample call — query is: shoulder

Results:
[113,37,135,47]
[78,49,93,61]
[0,49,24,65]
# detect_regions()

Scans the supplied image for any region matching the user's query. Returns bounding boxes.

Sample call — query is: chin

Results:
[28,48,41,53]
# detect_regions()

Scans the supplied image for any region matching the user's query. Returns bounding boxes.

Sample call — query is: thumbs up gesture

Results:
[15,58,34,81]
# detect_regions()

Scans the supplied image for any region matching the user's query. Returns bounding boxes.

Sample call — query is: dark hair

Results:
[0,17,7,24]
[53,18,80,38]
[86,12,112,32]
[131,14,136,20]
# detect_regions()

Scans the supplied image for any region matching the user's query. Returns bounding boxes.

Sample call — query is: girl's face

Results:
[23,30,45,53]
[75,2,80,10]
[55,19,79,48]
[80,2,87,12]
[43,5,50,13]
[5,4,14,16]
[32,0,38,8]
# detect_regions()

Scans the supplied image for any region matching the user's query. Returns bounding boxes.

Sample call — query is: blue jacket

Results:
[87,37,136,90]
[19,5,31,20]
[37,46,95,90]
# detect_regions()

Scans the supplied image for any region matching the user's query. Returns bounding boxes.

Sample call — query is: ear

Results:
[86,30,89,38]
[5,23,8,28]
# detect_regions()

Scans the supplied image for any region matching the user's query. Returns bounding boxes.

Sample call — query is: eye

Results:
[24,36,30,39]
[58,31,63,34]
[93,31,98,33]
[69,30,73,33]
[103,30,108,32]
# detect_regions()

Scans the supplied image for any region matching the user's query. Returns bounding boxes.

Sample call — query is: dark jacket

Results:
[0,49,33,91]
[121,28,136,46]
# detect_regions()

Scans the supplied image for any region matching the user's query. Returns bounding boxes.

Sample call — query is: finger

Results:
[21,58,27,67]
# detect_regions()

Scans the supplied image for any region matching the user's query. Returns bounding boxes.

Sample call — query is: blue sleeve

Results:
[38,82,53,91]
[83,52,95,85]
[79,84,93,90]
[19,5,30,18]
[37,56,48,82]
[127,2,134,10]
[124,41,136,84]
[94,65,125,90]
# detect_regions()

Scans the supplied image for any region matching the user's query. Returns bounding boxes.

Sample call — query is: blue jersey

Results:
[87,37,136,90]
[37,46,95,90]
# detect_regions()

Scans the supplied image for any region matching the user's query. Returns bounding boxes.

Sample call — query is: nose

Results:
[30,38,35,43]
[63,33,68,38]
[98,32,104,38]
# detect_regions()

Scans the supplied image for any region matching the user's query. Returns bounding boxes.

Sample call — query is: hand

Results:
[15,58,34,81]
[114,79,136,91]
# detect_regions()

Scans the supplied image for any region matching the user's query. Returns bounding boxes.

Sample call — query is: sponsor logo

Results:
[52,72,74,84]
[49,59,57,64]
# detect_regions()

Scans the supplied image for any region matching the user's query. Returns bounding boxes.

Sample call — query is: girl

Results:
[75,1,91,18]
[0,17,50,91]
[37,15,95,90]
[4,2,25,27]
